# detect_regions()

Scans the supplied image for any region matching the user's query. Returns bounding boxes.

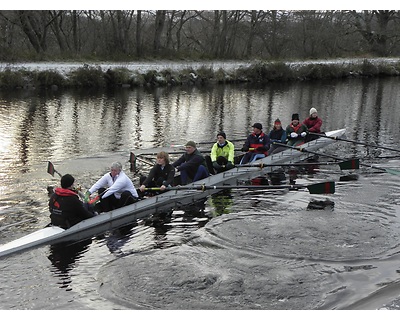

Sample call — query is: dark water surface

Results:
[1,78,400,310]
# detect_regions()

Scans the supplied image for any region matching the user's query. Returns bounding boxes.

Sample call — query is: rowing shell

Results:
[0,128,346,259]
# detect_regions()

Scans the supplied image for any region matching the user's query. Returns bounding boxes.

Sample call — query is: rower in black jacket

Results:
[49,174,96,229]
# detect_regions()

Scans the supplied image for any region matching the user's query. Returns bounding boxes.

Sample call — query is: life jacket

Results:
[249,132,269,155]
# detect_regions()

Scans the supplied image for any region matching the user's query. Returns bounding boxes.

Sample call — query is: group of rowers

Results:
[48,107,322,229]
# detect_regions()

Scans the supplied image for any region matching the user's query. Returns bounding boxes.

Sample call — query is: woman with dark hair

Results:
[268,118,287,155]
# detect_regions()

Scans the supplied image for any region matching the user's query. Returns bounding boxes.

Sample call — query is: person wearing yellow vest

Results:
[210,132,235,173]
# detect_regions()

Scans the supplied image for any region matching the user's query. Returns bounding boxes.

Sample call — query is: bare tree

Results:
[244,10,268,58]
[108,10,135,54]
[350,10,398,56]
[18,11,55,54]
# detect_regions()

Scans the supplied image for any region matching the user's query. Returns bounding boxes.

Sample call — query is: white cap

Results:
[309,107,318,115]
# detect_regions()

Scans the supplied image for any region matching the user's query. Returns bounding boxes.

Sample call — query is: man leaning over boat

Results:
[49,174,96,229]
[86,161,139,212]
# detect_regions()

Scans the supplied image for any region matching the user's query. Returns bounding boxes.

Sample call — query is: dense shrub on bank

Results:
[69,64,106,88]
[0,68,29,89]
[1,59,400,90]
[35,70,65,88]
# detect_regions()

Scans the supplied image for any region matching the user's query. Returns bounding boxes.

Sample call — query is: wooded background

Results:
[1,10,399,61]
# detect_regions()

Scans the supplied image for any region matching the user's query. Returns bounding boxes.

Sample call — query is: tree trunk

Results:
[136,10,142,57]
[18,11,47,54]
[153,10,166,54]
[72,10,79,54]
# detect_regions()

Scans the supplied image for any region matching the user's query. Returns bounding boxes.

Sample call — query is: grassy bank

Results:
[0,59,399,90]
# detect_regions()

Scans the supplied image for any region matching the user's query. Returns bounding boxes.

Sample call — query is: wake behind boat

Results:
[0,128,346,259]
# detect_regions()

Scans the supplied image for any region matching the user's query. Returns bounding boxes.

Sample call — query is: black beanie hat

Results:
[252,123,262,130]
[217,131,226,139]
[61,174,75,189]
[292,113,300,121]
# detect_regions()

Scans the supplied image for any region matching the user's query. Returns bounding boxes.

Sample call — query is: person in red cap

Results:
[49,174,96,229]
[268,118,287,154]
[286,113,308,146]
[240,123,270,164]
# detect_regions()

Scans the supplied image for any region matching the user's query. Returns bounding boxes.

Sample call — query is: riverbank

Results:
[0,57,400,90]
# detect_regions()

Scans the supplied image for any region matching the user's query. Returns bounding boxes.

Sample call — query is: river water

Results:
[1,77,400,311]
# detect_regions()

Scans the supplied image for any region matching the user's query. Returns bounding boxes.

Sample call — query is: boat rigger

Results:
[0,128,346,259]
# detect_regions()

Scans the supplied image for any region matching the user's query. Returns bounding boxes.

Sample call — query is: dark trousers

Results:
[97,188,138,212]
[180,165,208,185]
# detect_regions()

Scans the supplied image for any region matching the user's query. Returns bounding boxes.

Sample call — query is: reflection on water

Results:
[209,191,234,217]
[2,77,400,309]
[2,78,400,174]
[48,239,92,290]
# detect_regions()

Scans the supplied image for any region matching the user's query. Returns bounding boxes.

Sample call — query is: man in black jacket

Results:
[49,174,96,229]
[172,141,209,185]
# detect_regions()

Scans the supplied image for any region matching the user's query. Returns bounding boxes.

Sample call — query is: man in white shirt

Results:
[87,161,139,212]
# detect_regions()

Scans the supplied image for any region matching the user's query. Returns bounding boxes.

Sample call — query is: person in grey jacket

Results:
[172,141,209,185]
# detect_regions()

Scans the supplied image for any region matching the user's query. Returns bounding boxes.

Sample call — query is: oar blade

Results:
[384,168,400,176]
[339,159,360,170]
[47,161,55,177]
[306,181,335,194]
[129,152,136,172]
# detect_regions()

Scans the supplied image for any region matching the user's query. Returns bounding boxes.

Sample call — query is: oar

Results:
[129,152,154,172]
[309,132,400,153]
[273,142,400,175]
[47,161,86,199]
[144,181,335,194]
[238,159,359,170]
[170,138,247,148]
[137,148,250,157]
[47,161,62,178]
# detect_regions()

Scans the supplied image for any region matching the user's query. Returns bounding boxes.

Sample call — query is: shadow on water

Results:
[47,238,92,291]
